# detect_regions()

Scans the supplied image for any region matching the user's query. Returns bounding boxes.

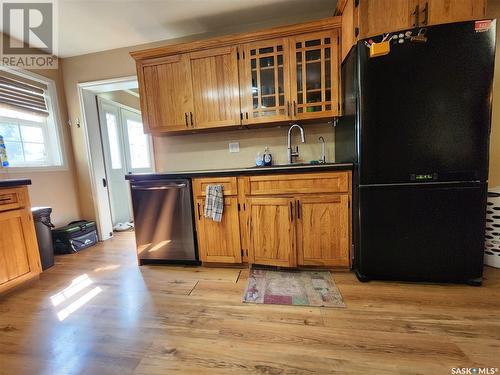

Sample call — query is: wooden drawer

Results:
[192,177,238,197]
[247,172,349,196]
[0,188,26,212]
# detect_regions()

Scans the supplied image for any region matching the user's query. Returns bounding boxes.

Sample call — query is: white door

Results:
[98,99,154,226]
[121,108,154,174]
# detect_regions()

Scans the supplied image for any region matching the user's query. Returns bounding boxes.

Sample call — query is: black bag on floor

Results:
[52,220,98,254]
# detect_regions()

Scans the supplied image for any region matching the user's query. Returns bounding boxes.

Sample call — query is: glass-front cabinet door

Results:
[240,38,292,124]
[290,30,339,119]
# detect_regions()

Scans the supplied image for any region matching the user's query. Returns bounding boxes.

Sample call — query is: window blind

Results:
[0,74,49,117]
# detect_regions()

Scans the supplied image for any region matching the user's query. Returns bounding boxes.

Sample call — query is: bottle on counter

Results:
[263,146,272,166]
[0,135,9,168]
[255,151,264,167]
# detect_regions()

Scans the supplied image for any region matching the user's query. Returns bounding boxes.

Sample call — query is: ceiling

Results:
[58,0,336,58]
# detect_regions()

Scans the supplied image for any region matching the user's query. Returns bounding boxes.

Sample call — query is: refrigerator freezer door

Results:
[357,183,486,283]
[358,21,495,185]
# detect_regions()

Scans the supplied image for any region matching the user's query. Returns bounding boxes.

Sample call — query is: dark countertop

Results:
[0,178,32,188]
[126,163,353,181]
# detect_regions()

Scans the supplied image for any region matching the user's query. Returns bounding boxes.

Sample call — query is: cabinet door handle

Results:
[421,2,428,25]
[297,200,300,219]
[287,101,290,116]
[412,4,420,26]
[290,201,294,222]
[184,113,188,127]
[293,100,297,117]
[190,112,194,127]
[197,203,201,220]
[245,112,249,120]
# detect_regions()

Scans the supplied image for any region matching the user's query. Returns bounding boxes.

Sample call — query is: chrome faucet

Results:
[287,123,305,164]
[318,136,326,164]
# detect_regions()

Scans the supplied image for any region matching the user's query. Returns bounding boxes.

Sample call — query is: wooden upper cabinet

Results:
[132,17,342,132]
[140,54,194,132]
[340,0,358,62]
[290,30,340,119]
[194,197,242,263]
[248,197,296,267]
[357,0,417,39]
[240,38,292,124]
[189,46,241,129]
[424,0,486,26]
[297,195,350,267]
[343,0,487,54]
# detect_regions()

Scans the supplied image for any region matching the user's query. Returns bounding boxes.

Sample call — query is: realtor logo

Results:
[1,0,58,68]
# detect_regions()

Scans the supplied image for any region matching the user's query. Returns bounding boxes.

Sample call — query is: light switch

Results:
[229,142,240,153]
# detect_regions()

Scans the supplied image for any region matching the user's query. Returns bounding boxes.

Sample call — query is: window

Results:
[126,118,151,169]
[105,112,122,169]
[0,69,64,169]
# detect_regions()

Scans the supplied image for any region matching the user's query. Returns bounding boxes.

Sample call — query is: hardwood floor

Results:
[0,232,499,375]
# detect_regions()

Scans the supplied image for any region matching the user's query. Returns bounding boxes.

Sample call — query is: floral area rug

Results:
[243,269,346,308]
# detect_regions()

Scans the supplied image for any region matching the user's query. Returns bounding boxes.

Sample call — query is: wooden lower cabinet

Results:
[0,210,31,284]
[0,186,41,295]
[194,197,242,263]
[193,171,352,268]
[296,195,350,267]
[248,197,296,267]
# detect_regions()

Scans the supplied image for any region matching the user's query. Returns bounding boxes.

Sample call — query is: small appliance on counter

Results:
[130,178,198,265]
[336,20,496,285]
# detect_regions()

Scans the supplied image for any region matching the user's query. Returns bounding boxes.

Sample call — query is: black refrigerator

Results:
[336,20,496,285]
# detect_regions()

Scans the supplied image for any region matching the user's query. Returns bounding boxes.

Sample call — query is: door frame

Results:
[77,76,155,241]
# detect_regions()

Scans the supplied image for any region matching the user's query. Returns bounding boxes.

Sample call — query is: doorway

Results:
[77,77,155,241]
[97,98,154,230]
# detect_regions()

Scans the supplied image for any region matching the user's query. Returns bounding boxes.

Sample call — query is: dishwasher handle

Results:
[131,183,187,191]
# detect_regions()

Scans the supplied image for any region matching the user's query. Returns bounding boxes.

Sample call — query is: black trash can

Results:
[31,207,55,270]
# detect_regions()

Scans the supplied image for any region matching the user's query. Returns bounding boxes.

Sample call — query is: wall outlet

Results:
[229,142,240,153]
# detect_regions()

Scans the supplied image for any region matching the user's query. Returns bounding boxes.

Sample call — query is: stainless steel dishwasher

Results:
[130,179,198,265]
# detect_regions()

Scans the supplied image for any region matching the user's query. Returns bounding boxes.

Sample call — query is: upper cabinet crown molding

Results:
[130,17,341,62]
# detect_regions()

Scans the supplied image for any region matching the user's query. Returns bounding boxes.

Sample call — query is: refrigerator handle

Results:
[412,3,420,26]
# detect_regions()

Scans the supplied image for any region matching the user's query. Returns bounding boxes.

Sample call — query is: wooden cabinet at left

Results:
[0,186,41,295]
[139,54,194,133]
[137,47,242,133]
[192,177,242,264]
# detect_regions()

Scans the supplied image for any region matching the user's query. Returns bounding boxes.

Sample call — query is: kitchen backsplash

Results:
[153,122,335,171]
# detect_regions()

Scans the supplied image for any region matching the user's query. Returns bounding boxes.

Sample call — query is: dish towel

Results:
[204,184,224,222]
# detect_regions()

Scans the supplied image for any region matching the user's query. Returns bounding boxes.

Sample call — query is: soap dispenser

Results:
[263,146,272,166]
